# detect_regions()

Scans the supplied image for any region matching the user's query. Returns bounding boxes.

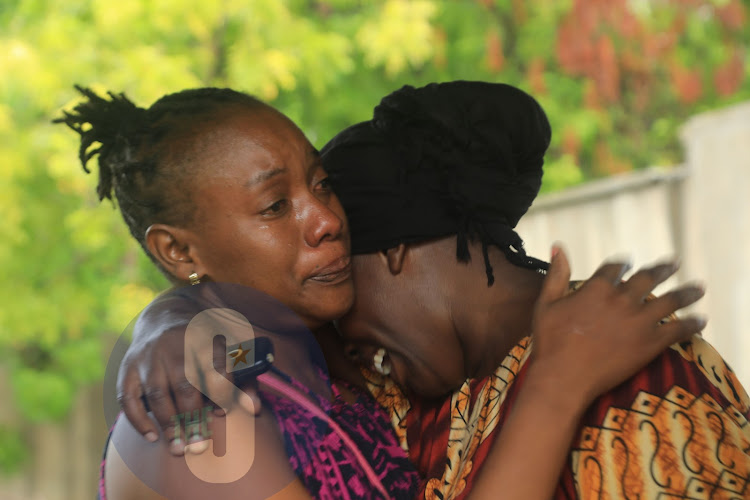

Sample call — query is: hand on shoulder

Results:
[527,245,707,410]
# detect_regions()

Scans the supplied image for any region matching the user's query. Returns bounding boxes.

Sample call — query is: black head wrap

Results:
[321,81,550,285]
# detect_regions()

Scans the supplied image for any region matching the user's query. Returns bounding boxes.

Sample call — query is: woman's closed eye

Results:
[260,199,289,216]
[313,176,334,200]
[316,177,332,192]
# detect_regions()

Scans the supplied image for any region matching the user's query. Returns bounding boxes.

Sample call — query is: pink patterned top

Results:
[97,367,419,499]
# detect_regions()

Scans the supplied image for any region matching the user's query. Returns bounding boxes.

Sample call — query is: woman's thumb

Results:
[537,244,571,307]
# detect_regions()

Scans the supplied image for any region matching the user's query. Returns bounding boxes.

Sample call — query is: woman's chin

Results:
[302,280,355,327]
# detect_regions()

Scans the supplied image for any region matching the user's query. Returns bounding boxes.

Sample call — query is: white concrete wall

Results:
[680,101,750,388]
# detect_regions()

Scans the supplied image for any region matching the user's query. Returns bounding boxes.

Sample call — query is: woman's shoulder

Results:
[667,333,750,414]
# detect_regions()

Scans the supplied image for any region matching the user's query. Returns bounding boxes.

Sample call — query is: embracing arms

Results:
[111,247,710,500]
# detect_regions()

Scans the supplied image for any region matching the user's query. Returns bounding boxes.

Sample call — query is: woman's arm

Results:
[468,370,586,499]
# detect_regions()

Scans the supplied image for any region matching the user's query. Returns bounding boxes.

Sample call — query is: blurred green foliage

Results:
[1,0,748,471]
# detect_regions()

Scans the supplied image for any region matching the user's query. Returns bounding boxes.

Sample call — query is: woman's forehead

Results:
[186,110,314,178]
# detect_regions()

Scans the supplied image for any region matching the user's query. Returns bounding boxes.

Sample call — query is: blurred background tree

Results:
[0,0,748,473]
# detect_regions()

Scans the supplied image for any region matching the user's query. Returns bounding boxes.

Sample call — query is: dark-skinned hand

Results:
[116,298,262,456]
[527,245,706,409]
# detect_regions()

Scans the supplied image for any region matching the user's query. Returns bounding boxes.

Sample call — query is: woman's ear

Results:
[382,243,407,275]
[145,223,204,282]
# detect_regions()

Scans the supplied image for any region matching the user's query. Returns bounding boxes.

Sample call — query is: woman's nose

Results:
[304,197,345,247]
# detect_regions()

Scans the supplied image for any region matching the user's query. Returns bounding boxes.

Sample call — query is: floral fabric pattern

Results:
[364,299,750,499]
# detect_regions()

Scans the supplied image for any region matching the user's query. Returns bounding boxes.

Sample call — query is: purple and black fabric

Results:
[97,367,419,500]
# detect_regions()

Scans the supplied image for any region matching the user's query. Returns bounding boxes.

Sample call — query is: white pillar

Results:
[680,101,750,388]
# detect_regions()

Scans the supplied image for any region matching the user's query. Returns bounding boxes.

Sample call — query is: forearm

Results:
[468,366,587,499]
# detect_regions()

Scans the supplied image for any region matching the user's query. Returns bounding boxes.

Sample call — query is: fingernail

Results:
[169,438,185,456]
[145,431,158,443]
[686,282,706,300]
[186,439,210,455]
[695,315,708,329]
[551,245,560,260]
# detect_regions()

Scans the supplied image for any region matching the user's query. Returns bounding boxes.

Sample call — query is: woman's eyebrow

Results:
[246,167,287,188]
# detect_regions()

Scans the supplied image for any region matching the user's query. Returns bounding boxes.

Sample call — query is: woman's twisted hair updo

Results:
[54,86,265,275]
[321,81,551,286]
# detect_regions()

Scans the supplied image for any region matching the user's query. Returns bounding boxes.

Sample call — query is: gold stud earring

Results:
[373,348,391,376]
[188,272,201,286]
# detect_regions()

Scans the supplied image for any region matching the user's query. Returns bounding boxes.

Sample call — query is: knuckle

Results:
[612,287,631,302]
[144,386,168,401]
[150,336,182,359]
[607,288,633,310]
[116,391,136,405]
[173,379,198,398]
[587,276,613,294]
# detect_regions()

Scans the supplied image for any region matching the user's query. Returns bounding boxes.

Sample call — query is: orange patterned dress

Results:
[364,321,750,499]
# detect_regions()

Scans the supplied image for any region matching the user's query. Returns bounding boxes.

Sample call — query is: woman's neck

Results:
[314,323,370,391]
[451,249,546,380]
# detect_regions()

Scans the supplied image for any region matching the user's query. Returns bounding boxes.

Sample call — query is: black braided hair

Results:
[321,81,551,286]
[54,86,266,277]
